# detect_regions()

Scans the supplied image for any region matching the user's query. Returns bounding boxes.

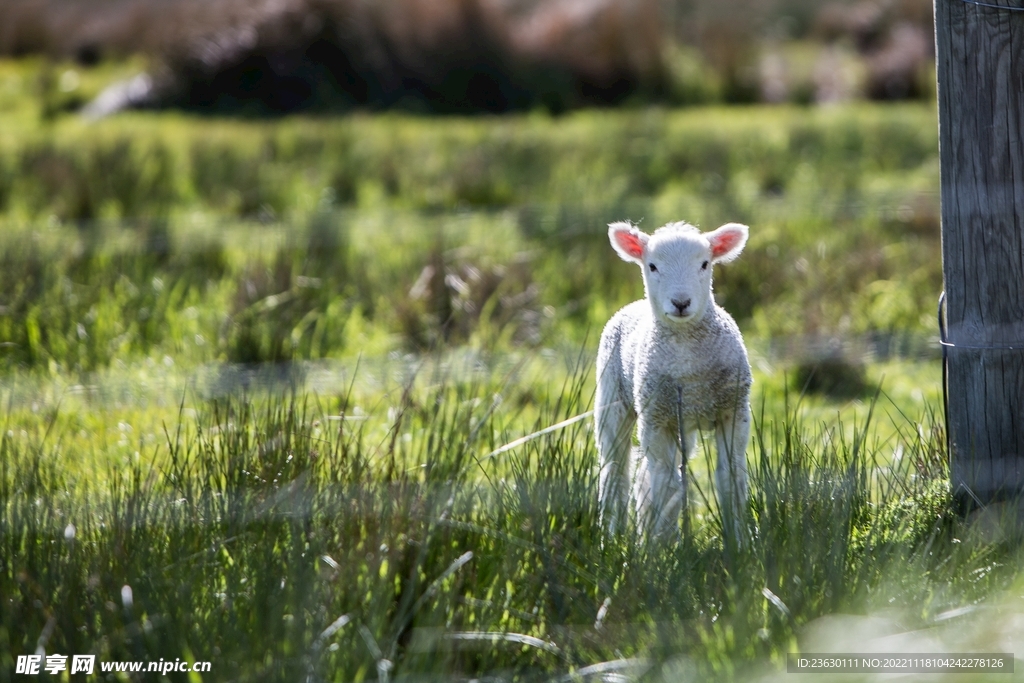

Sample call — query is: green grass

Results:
[1,364,1019,682]
[0,58,943,377]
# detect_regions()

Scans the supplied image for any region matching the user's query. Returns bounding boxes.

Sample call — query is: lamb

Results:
[595,220,752,539]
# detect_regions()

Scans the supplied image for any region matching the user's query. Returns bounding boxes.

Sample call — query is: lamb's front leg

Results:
[635,417,687,538]
[596,384,634,535]
[715,402,751,542]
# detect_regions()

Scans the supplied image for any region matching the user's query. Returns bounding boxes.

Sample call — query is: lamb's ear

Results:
[608,222,648,264]
[706,223,748,263]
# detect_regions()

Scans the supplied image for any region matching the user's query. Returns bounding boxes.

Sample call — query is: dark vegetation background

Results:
[1,0,936,114]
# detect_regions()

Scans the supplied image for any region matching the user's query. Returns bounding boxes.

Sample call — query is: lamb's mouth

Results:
[664,312,695,322]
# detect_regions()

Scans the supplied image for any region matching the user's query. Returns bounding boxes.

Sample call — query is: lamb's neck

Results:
[652,305,719,343]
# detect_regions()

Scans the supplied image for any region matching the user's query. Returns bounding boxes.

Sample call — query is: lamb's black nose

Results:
[671,298,691,315]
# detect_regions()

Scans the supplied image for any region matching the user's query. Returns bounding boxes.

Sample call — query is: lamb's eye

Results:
[701,261,709,270]
[649,263,658,272]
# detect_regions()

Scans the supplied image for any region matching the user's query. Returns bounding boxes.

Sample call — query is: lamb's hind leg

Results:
[715,402,751,542]
[596,381,633,535]
[635,418,686,539]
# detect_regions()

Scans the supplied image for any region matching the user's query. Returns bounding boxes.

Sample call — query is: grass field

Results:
[3,58,1019,682]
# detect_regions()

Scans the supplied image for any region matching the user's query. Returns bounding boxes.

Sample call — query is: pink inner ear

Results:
[613,230,645,259]
[710,229,743,258]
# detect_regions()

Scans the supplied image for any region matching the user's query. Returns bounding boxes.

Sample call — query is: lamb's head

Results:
[609,220,748,325]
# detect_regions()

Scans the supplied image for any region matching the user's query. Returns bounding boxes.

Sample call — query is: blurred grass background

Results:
[0,89,940,371]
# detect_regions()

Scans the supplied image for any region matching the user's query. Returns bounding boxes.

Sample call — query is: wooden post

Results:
[936,0,1024,506]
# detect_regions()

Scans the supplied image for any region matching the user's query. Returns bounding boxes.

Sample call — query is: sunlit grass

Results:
[0,59,943,375]
[2,356,1019,682]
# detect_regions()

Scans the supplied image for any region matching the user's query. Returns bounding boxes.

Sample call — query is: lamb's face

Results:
[609,221,748,327]
[643,228,715,323]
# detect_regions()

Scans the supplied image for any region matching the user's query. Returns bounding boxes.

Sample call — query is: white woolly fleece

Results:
[596,220,752,540]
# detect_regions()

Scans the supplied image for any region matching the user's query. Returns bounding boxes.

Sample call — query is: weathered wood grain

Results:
[936,0,1024,504]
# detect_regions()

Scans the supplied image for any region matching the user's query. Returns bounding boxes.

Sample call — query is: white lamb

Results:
[596,220,752,539]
